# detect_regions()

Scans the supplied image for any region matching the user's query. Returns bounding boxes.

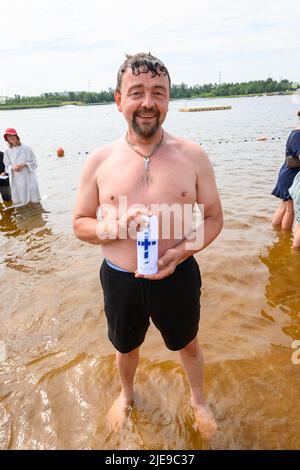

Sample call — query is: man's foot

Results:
[191,401,218,440]
[107,392,134,431]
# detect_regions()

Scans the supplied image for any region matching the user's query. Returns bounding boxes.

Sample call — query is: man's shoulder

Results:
[90,141,114,156]
[85,139,121,170]
[167,132,208,163]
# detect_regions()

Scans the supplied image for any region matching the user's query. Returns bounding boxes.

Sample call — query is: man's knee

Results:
[180,337,199,356]
[116,346,140,358]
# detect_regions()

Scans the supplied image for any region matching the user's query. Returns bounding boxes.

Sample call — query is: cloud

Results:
[0,0,299,95]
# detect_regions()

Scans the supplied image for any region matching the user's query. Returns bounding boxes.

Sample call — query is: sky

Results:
[0,0,299,97]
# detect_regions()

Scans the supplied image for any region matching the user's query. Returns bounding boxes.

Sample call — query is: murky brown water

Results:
[0,96,300,449]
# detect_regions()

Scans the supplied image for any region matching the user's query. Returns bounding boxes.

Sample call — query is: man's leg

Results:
[179,337,217,439]
[116,346,140,402]
[107,346,140,430]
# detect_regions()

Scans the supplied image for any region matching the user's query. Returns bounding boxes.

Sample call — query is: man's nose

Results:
[141,93,155,109]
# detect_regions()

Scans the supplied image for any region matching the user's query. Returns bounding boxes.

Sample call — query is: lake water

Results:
[0,95,300,450]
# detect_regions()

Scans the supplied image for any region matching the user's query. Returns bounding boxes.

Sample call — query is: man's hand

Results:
[96,206,150,242]
[118,206,150,239]
[135,248,182,280]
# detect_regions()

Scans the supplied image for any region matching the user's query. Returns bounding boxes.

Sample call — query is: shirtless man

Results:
[73,53,223,439]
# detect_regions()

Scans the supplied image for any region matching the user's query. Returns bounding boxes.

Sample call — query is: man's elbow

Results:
[73,215,101,244]
[73,217,84,240]
[217,212,224,234]
[210,211,223,239]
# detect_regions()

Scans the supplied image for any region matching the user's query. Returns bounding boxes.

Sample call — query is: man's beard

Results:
[132,108,160,138]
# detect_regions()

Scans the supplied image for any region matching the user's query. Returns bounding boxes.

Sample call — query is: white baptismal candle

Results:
[137,214,158,275]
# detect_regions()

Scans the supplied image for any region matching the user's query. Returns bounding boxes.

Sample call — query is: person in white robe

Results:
[3,128,41,206]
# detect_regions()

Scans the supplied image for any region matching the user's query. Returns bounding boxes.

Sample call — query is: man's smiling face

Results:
[115,68,170,139]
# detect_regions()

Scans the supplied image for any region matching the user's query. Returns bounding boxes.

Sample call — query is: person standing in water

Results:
[0,149,12,202]
[272,110,300,229]
[289,170,300,248]
[3,128,41,206]
[73,53,223,439]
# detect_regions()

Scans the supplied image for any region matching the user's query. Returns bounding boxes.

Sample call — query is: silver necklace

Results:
[126,129,164,186]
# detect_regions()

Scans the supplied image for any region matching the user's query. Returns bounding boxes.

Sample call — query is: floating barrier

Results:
[200,137,281,145]
[179,106,232,112]
[56,147,65,157]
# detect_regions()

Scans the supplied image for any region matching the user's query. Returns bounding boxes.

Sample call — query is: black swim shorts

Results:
[100,256,201,353]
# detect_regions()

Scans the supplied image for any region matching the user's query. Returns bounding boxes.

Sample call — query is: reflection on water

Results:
[1,96,300,449]
[260,230,300,341]
[0,203,49,237]
[0,204,52,273]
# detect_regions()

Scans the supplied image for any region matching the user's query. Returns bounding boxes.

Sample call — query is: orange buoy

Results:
[56,147,65,157]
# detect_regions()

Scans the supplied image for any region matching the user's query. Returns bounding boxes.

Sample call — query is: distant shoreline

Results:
[0,91,294,111]
[0,101,112,111]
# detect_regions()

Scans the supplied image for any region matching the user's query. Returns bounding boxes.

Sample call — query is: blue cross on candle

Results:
[138,233,157,262]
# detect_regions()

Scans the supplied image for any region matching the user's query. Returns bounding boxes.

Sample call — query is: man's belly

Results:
[102,237,184,272]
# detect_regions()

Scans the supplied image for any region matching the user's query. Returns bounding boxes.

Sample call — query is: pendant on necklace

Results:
[144,158,150,186]
[125,129,164,188]
[144,157,150,171]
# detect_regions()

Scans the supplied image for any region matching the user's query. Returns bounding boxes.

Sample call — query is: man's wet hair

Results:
[116,52,171,93]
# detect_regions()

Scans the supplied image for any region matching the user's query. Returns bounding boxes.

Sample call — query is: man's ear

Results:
[114,90,122,112]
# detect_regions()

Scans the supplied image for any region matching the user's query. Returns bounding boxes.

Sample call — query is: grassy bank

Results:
[0,100,110,110]
[0,102,63,110]
[0,91,295,110]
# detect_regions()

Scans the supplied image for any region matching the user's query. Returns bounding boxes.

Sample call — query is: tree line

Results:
[171,78,294,98]
[2,78,296,107]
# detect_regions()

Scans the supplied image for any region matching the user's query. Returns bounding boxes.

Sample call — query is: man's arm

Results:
[173,148,223,262]
[73,153,115,245]
[73,152,149,245]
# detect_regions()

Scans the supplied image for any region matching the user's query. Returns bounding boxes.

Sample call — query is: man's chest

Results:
[98,156,196,207]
